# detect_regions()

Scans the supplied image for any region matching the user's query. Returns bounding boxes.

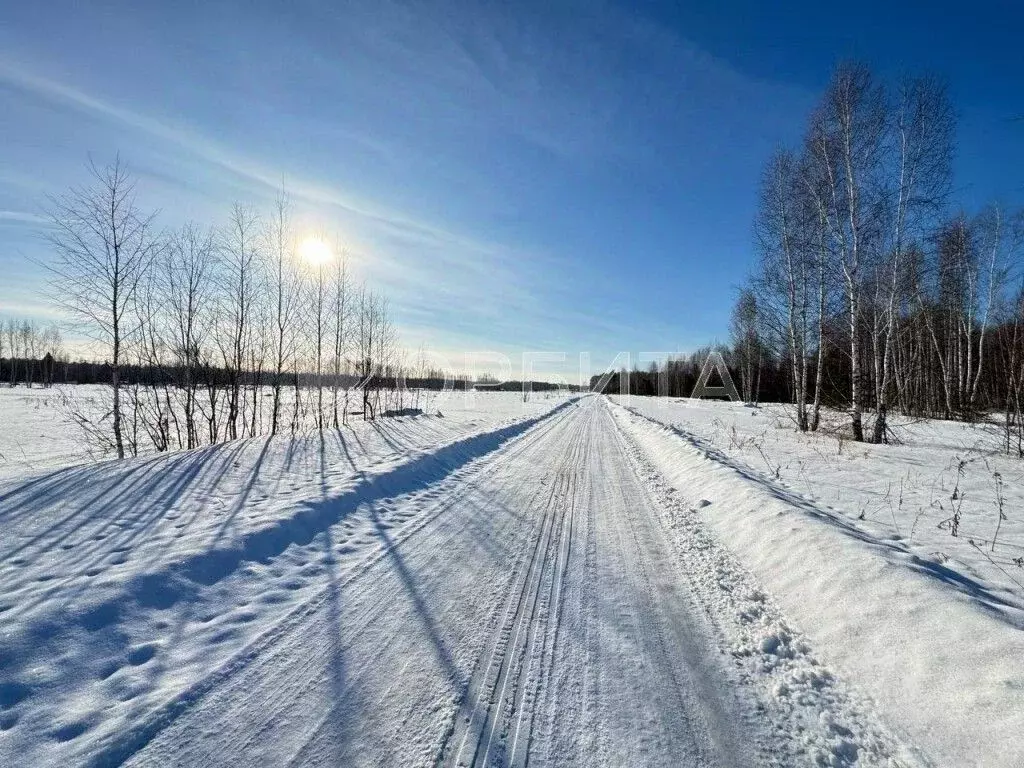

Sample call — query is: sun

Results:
[299,236,332,266]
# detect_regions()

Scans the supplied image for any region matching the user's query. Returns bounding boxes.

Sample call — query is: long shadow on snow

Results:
[0,439,254,563]
[101,401,573,613]
[622,405,1024,629]
[0,441,272,623]
[369,504,461,680]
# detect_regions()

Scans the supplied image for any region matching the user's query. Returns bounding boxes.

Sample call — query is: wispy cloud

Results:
[0,1,819,359]
[0,58,559,333]
[0,61,516,262]
[0,299,65,321]
[0,210,47,225]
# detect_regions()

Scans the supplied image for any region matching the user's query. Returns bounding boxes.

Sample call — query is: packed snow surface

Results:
[0,388,1020,766]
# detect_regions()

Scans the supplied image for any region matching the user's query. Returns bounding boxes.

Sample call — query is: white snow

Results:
[612,395,1024,768]
[1,388,1021,766]
[0,388,574,765]
[0,386,101,480]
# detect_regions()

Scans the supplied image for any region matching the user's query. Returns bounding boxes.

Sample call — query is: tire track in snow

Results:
[99,394,795,767]
[510,403,586,766]
[599,403,734,763]
[276,408,581,766]
[607,398,932,767]
[530,399,754,767]
[505,425,583,766]
[442,404,589,767]
[142,404,581,768]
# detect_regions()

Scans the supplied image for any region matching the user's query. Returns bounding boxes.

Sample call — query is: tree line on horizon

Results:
[727,61,1024,452]
[587,347,791,402]
[0,345,572,396]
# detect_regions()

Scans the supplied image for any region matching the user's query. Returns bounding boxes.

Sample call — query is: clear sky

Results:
[1,0,1021,378]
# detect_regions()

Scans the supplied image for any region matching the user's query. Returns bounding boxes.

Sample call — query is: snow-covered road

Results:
[118,396,756,766]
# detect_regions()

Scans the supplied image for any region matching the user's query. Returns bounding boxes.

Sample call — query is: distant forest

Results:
[1,310,570,462]
[588,346,788,401]
[0,349,569,394]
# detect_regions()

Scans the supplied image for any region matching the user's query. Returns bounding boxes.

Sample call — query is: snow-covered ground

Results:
[612,395,1024,768]
[0,384,565,482]
[0,387,100,480]
[613,396,1024,612]
[0,388,575,765]
[1,388,1021,766]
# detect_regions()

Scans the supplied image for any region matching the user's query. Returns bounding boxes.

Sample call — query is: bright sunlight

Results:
[298,236,332,266]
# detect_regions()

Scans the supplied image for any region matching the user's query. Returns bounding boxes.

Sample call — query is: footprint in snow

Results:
[50,720,92,742]
[127,643,158,666]
[0,681,32,709]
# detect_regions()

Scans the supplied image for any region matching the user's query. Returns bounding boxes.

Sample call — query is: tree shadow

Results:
[367,503,461,681]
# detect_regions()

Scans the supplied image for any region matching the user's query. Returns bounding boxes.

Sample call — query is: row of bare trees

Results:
[45,157,403,458]
[733,62,1023,448]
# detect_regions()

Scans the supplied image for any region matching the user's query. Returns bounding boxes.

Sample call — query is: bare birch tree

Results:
[757,148,812,429]
[165,223,215,448]
[869,76,953,441]
[46,157,157,457]
[218,203,261,440]
[331,247,351,428]
[806,63,887,441]
[265,194,300,435]
[308,241,329,431]
[730,287,761,403]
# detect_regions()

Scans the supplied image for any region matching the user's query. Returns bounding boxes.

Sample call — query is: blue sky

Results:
[1,0,1021,378]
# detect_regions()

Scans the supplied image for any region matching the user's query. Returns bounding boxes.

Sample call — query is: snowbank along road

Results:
[1,395,927,766]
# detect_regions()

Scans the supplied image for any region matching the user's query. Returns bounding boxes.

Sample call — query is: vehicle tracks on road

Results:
[441,403,589,768]
[118,396,764,767]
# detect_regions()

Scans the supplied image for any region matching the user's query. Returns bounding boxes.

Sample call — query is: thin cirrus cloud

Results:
[0,211,48,225]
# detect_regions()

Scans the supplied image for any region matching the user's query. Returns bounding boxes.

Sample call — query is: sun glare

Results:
[299,236,332,266]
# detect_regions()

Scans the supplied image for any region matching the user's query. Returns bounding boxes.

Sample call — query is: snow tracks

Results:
[0,402,572,767]
[108,395,767,766]
[442,401,585,767]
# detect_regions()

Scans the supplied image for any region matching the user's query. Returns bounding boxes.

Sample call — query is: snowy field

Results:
[0,387,99,480]
[0,387,576,765]
[0,388,1021,766]
[0,384,565,482]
